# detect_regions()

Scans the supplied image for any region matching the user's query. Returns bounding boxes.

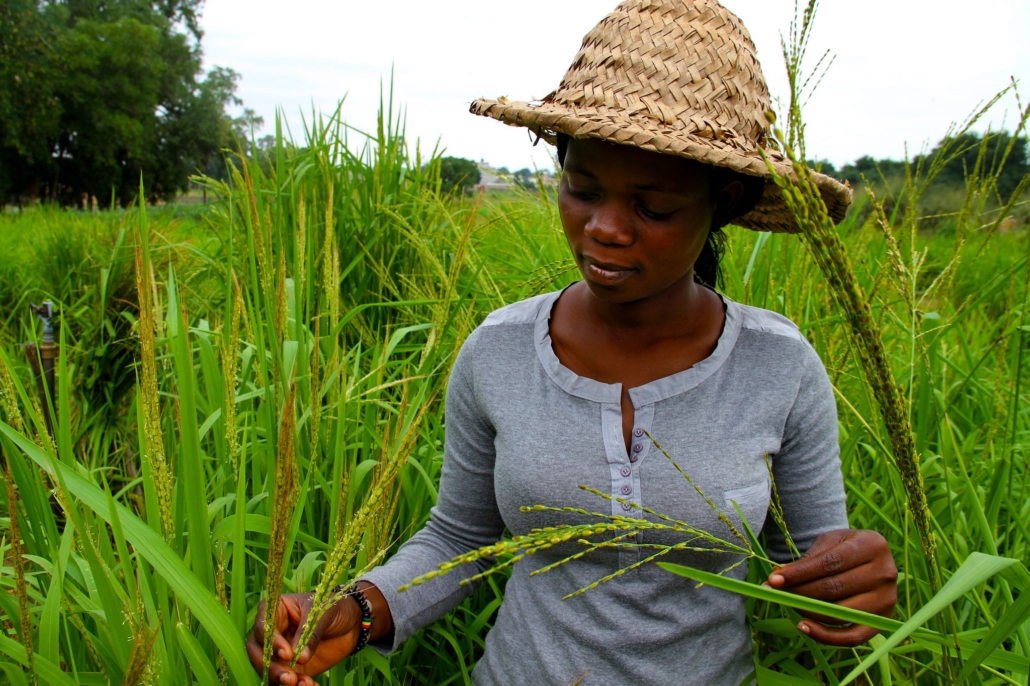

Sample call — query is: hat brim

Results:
[471,98,851,234]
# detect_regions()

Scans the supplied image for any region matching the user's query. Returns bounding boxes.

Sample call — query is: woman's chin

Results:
[580,276,643,304]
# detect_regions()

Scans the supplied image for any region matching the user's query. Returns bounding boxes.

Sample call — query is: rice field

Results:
[0,87,1029,685]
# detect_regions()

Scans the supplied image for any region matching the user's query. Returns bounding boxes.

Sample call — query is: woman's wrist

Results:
[354,580,394,644]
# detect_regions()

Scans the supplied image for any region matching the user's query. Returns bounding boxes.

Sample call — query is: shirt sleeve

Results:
[360,327,506,652]
[762,341,849,563]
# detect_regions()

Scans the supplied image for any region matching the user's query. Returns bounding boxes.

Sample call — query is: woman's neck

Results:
[576,272,717,345]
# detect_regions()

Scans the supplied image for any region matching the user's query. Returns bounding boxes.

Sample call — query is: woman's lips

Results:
[585,261,636,285]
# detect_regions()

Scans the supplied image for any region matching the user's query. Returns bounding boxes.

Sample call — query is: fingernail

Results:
[299,648,310,664]
[769,574,784,586]
[760,582,771,588]
[798,622,810,634]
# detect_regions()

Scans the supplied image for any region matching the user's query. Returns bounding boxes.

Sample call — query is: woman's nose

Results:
[583,202,633,245]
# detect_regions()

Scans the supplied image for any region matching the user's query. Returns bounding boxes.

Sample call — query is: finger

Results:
[267,661,300,686]
[252,599,295,660]
[298,675,317,686]
[247,615,296,668]
[770,536,876,588]
[796,588,896,628]
[252,600,268,644]
[246,634,264,672]
[781,561,896,604]
[290,596,317,664]
[274,630,294,664]
[247,636,299,684]
[796,530,848,558]
[293,607,322,665]
[798,618,880,647]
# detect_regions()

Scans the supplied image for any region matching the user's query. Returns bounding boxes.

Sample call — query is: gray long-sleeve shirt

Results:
[362,289,848,685]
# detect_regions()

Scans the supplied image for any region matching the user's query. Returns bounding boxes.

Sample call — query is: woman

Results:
[248,1,897,683]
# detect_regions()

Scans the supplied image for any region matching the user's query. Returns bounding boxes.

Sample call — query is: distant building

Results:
[474,165,559,192]
[475,167,512,192]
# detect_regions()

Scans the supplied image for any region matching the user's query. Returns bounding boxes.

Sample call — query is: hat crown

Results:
[548,0,771,151]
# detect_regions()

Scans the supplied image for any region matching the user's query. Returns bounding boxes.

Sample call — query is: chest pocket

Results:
[722,480,770,533]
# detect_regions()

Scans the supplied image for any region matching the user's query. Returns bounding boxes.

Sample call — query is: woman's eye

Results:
[639,206,674,220]
[568,188,597,201]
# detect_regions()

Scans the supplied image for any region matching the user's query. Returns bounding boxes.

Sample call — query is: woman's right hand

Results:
[246,592,359,685]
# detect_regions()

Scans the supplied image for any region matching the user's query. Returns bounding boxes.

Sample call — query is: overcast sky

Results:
[200,0,1030,172]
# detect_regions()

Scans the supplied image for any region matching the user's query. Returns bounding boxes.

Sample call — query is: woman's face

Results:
[559,137,730,304]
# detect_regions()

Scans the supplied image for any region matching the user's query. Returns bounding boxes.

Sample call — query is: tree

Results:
[928,132,1029,199]
[439,156,480,195]
[837,155,907,187]
[0,0,245,206]
[0,0,61,202]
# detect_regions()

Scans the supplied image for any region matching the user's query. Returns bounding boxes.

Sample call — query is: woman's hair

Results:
[555,133,764,288]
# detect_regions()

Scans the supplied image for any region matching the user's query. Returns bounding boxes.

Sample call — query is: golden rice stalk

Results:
[308,314,322,469]
[0,354,25,435]
[291,401,431,665]
[222,275,243,477]
[398,431,776,598]
[215,551,230,685]
[399,482,761,596]
[134,240,175,540]
[322,183,340,335]
[239,162,271,297]
[262,383,299,681]
[295,197,307,304]
[647,433,748,548]
[274,248,289,345]
[762,116,940,591]
[4,458,35,686]
[28,396,56,456]
[122,601,159,686]
[865,185,912,299]
[763,454,799,560]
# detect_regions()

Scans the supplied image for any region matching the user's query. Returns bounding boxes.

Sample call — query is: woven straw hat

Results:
[470,0,851,233]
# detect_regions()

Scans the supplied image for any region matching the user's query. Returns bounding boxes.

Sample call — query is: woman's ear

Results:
[711,179,745,231]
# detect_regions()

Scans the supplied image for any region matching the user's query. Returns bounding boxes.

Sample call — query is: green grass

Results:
[0,84,1028,685]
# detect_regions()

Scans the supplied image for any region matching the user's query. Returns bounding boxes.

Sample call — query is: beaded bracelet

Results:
[336,584,374,657]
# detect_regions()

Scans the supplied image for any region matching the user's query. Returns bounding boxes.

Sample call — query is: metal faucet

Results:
[30,302,55,344]
[25,301,58,437]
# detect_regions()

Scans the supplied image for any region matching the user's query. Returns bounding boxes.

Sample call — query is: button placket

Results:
[627,404,656,553]
[600,402,655,567]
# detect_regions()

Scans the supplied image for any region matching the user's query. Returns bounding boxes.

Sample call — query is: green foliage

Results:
[837,131,1030,201]
[837,154,908,187]
[0,0,61,200]
[932,131,1029,198]
[0,0,241,206]
[438,156,481,194]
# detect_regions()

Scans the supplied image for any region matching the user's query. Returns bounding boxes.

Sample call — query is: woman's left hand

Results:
[766,528,898,647]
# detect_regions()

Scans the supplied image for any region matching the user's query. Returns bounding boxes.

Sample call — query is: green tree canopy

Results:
[0,0,242,205]
[930,131,1029,199]
[439,156,480,195]
[833,132,1028,199]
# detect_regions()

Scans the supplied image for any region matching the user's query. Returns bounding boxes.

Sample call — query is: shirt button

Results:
[620,466,631,477]
[633,444,643,453]
[634,428,644,437]
[630,454,639,463]
[621,484,632,495]
[622,502,632,511]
